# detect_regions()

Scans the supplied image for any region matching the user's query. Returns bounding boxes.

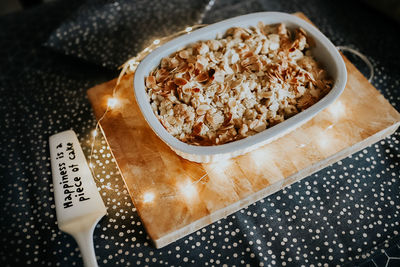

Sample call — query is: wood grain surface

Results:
[87,13,400,248]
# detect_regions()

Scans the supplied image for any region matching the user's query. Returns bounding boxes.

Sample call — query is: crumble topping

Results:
[145,22,333,145]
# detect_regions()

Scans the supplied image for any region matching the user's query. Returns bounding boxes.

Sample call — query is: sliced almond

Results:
[196,104,210,116]
[196,72,209,83]
[179,50,190,59]
[145,76,156,88]
[174,77,188,86]
[195,62,204,71]
[227,98,237,108]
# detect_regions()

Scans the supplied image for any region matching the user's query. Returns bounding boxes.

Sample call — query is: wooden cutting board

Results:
[87,13,400,248]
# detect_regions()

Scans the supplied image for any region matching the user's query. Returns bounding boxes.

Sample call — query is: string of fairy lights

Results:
[89,24,206,168]
[88,25,209,199]
[87,24,374,204]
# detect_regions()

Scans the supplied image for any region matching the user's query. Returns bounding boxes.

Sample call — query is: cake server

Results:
[49,130,107,267]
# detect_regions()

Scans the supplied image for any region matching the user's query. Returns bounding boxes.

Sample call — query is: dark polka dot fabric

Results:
[1,0,399,266]
[44,0,211,69]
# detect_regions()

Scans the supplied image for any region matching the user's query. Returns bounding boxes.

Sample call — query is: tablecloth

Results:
[0,0,399,266]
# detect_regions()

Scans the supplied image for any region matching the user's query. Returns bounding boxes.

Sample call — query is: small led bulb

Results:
[143,192,155,203]
[107,98,118,109]
[180,181,197,200]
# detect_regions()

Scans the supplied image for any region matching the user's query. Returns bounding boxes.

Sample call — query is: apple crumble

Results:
[145,22,333,145]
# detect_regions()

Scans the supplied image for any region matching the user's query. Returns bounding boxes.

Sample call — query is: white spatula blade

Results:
[49,130,107,267]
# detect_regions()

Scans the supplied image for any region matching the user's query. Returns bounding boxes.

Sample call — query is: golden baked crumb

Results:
[145,22,333,145]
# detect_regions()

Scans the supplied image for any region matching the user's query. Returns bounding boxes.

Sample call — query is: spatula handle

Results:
[73,228,98,267]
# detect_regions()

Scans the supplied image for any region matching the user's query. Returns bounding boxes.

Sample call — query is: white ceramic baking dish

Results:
[134,12,347,163]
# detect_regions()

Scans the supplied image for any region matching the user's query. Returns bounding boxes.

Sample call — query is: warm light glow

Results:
[107,98,118,109]
[327,100,345,120]
[127,59,138,71]
[316,130,332,150]
[153,39,160,45]
[250,149,272,167]
[208,159,232,174]
[317,136,329,149]
[179,181,197,200]
[143,192,155,203]
[217,159,231,170]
